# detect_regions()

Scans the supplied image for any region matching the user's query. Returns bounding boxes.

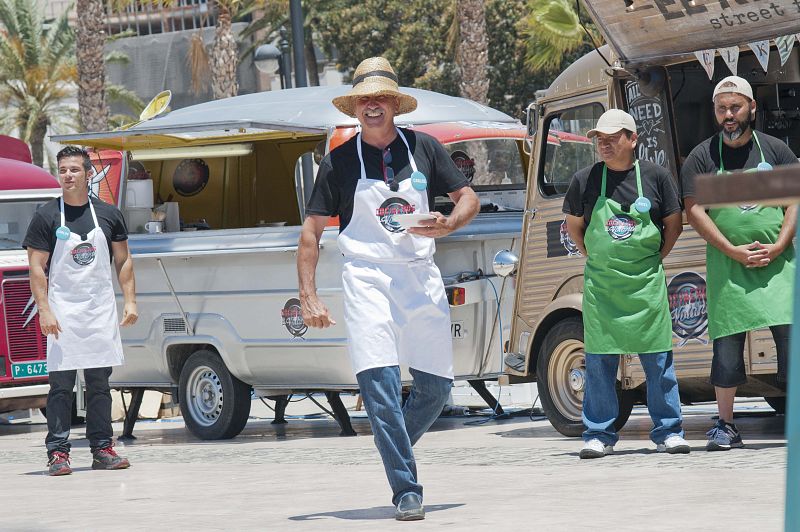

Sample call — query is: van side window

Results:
[539,104,603,197]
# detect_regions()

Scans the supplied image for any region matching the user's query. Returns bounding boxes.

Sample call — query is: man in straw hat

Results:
[682,75,797,452]
[297,57,479,520]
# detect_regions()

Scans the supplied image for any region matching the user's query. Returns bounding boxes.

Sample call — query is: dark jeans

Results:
[711,325,790,388]
[45,367,113,456]
[356,366,453,506]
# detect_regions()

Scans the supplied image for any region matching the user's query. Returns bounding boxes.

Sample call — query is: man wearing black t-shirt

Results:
[23,146,138,476]
[297,57,479,521]
[681,76,797,452]
[562,109,687,459]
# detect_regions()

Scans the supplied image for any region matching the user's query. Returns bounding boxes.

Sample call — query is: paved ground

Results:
[0,398,787,531]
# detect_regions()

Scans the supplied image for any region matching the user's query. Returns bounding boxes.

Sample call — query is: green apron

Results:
[583,161,673,354]
[706,132,795,340]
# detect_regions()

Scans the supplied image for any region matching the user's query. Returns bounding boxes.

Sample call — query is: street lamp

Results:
[253,27,292,89]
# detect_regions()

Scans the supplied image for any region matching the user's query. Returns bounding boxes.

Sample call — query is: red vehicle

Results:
[0,136,60,413]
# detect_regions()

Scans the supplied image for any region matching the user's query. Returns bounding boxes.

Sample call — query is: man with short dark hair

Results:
[297,57,479,520]
[563,108,688,458]
[682,76,797,451]
[24,145,138,475]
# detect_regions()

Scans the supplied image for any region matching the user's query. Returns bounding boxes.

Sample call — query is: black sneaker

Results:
[92,446,131,470]
[706,420,744,451]
[395,492,425,521]
[47,451,72,476]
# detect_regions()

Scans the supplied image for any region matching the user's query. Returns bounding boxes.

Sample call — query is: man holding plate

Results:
[297,57,479,520]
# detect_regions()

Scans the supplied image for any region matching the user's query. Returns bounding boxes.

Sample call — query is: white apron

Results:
[46,198,124,371]
[338,129,454,379]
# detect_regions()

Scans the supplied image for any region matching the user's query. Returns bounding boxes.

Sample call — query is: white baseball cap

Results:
[712,75,753,100]
[587,109,637,138]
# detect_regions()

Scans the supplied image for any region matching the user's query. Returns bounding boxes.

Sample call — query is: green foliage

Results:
[521,0,600,71]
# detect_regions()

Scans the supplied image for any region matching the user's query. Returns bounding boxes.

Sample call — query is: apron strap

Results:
[718,131,766,172]
[59,197,101,231]
[600,160,640,198]
[356,127,420,182]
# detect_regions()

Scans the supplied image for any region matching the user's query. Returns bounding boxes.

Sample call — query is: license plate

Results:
[11,361,48,379]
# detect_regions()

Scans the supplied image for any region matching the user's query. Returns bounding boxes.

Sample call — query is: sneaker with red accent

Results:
[92,446,130,470]
[47,451,72,476]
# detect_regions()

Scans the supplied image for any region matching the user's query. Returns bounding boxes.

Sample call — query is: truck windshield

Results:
[0,200,49,250]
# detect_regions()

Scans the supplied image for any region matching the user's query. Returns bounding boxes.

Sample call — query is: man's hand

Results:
[746,241,787,268]
[407,212,455,238]
[727,241,769,267]
[39,308,62,339]
[301,293,336,329]
[120,301,138,327]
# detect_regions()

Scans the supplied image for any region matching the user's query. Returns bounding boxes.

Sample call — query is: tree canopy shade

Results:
[0,0,76,167]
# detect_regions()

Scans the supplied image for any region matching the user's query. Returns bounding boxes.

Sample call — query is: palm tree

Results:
[521,0,601,72]
[76,0,110,131]
[455,0,489,105]
[0,0,76,166]
[210,0,242,99]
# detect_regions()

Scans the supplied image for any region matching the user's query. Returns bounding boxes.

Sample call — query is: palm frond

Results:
[105,50,130,65]
[106,84,145,115]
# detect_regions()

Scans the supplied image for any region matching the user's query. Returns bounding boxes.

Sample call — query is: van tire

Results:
[764,396,785,414]
[178,350,251,440]
[536,316,634,437]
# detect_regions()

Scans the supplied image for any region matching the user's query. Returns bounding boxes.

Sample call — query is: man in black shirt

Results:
[297,57,479,520]
[681,76,797,452]
[562,109,686,459]
[23,146,138,476]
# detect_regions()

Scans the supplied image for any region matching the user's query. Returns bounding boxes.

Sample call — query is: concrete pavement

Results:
[0,399,786,531]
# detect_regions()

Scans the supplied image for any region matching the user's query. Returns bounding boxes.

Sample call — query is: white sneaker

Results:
[657,434,691,454]
[579,438,614,459]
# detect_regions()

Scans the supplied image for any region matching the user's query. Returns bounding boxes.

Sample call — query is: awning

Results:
[583,0,800,67]
[51,86,517,151]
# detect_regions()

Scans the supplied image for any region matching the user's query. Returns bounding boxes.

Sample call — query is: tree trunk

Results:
[456,0,489,105]
[75,0,109,132]
[30,117,49,168]
[210,7,239,99]
[456,0,490,183]
[304,32,320,86]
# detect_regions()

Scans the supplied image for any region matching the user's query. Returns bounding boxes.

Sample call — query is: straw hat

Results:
[332,57,417,117]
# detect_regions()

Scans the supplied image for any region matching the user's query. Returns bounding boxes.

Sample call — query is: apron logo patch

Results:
[375,198,415,233]
[281,298,307,338]
[450,150,476,182]
[667,271,708,346]
[70,243,97,266]
[605,214,636,240]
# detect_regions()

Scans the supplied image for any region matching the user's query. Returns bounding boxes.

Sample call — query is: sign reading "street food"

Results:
[583,0,800,66]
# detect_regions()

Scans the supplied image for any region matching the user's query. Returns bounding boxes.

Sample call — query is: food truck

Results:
[497,0,800,435]
[0,136,60,414]
[42,86,530,439]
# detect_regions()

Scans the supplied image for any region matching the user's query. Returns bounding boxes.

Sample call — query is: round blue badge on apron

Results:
[757,162,773,171]
[56,226,70,240]
[410,171,427,191]
[634,196,651,213]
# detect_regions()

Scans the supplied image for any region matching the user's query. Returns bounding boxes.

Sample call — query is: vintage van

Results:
[498,0,799,435]
[48,86,529,439]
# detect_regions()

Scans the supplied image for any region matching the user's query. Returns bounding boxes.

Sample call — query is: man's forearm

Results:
[775,205,797,252]
[116,257,136,304]
[447,192,479,231]
[297,231,321,299]
[660,215,683,258]
[29,267,50,312]
[687,203,734,255]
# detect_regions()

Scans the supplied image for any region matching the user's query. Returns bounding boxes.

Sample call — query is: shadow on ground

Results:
[289,503,464,521]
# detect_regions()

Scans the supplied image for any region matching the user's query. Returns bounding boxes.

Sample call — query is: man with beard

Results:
[297,57,479,520]
[682,76,797,451]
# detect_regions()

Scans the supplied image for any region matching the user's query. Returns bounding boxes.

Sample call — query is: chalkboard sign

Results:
[623,80,677,177]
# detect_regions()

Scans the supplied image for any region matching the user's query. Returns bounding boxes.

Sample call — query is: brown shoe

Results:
[48,451,72,476]
[92,446,130,470]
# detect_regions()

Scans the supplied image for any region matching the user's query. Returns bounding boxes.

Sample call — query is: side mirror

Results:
[493,249,519,278]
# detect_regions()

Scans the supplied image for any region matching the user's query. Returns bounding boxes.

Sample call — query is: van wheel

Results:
[536,317,635,437]
[178,350,251,440]
[765,396,785,414]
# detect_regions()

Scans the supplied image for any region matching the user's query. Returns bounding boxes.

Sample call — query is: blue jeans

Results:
[582,351,683,445]
[356,366,452,505]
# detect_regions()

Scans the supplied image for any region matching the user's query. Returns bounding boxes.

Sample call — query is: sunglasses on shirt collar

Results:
[382,148,399,192]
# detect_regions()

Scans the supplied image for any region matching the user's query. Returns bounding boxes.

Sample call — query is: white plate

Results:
[393,213,436,229]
